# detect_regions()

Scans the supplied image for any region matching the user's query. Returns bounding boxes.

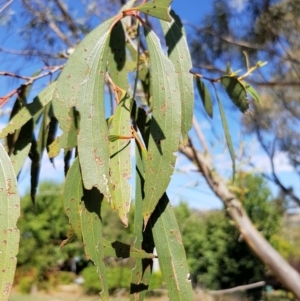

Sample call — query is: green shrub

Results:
[18,276,35,294]
[81,264,132,295]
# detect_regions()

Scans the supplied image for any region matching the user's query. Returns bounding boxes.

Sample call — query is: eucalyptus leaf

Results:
[142,25,181,227]
[161,10,194,144]
[53,17,117,199]
[195,77,213,118]
[0,82,56,139]
[215,90,235,177]
[0,143,20,300]
[244,82,262,106]
[220,76,249,113]
[80,188,109,300]
[109,93,132,226]
[150,194,193,300]
[135,0,172,22]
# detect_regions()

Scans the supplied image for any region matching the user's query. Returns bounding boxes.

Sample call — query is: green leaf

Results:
[150,194,193,300]
[108,21,128,90]
[8,115,34,176]
[80,188,109,300]
[195,77,213,118]
[130,143,154,301]
[0,82,56,139]
[244,82,262,106]
[135,0,172,22]
[142,26,181,227]
[0,143,20,300]
[64,157,83,240]
[161,10,194,144]
[53,17,117,199]
[215,90,235,177]
[109,94,132,226]
[30,102,53,203]
[11,143,32,176]
[220,76,249,113]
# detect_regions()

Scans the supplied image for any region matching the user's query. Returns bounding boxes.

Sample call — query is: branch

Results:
[0,65,64,107]
[0,0,14,14]
[179,139,300,299]
[255,126,300,207]
[209,281,266,295]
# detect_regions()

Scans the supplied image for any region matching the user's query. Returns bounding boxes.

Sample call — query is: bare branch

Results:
[0,65,63,107]
[0,0,14,13]
[255,127,300,207]
[209,281,266,295]
[180,139,300,299]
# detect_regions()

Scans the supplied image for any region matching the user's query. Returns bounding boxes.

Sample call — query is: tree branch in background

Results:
[0,65,63,107]
[209,281,266,295]
[179,137,300,299]
[0,0,14,14]
[255,126,300,207]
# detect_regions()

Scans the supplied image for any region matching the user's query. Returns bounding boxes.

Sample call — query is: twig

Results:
[209,281,266,295]
[0,65,64,107]
[0,0,14,14]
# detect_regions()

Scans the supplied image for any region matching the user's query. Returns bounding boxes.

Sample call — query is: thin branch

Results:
[180,139,300,299]
[0,0,14,13]
[209,281,266,295]
[22,0,74,47]
[0,65,64,107]
[192,116,210,155]
[255,126,300,207]
[53,0,80,43]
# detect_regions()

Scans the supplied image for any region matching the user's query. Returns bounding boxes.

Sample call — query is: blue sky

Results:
[0,0,299,211]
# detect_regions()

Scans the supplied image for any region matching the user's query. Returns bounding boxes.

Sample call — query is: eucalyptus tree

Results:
[1,1,300,301]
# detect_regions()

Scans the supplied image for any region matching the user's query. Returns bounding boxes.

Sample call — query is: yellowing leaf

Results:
[135,0,172,22]
[244,82,263,106]
[142,26,181,227]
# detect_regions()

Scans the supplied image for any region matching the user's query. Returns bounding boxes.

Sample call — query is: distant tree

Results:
[175,173,282,299]
[16,182,83,287]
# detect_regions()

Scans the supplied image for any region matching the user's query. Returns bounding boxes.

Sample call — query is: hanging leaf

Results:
[0,143,20,300]
[135,0,172,22]
[80,188,109,300]
[9,117,34,176]
[220,76,249,113]
[195,77,213,118]
[53,17,117,199]
[215,90,235,176]
[64,157,83,240]
[109,93,132,226]
[130,143,154,301]
[142,26,181,227]
[0,82,56,139]
[161,10,194,144]
[243,82,263,106]
[150,194,193,300]
[108,21,128,90]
